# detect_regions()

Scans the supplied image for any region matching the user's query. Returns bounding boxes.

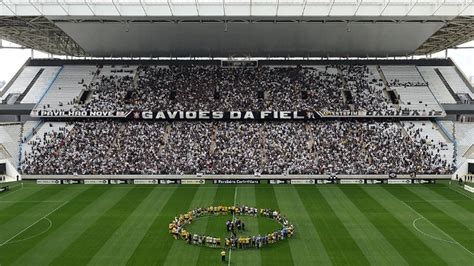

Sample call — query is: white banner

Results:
[464,184,474,193]
[366,180,384,184]
[110,180,128,185]
[269,179,289,185]
[412,179,435,184]
[37,179,61,184]
[181,179,205,185]
[160,179,179,184]
[84,179,108,184]
[134,179,159,185]
[316,179,334,184]
[340,179,364,184]
[63,180,81,185]
[290,179,315,184]
[387,179,412,184]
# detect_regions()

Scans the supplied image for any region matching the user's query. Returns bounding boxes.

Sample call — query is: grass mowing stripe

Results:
[230,185,261,266]
[11,187,131,266]
[0,182,24,199]
[274,186,332,266]
[195,185,235,266]
[49,187,153,266]
[0,186,105,263]
[0,186,64,225]
[363,186,471,265]
[446,184,474,200]
[341,185,447,266]
[296,186,369,266]
[126,185,198,266]
[386,186,474,254]
[424,185,474,213]
[163,185,219,265]
[318,187,407,266]
[256,184,294,266]
[406,186,474,231]
[88,186,177,266]
[0,186,85,243]
[0,183,34,206]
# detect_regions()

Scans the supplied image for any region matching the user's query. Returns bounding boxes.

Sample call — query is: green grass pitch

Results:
[0,181,472,265]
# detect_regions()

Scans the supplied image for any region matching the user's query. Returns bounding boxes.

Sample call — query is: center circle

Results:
[169,206,294,249]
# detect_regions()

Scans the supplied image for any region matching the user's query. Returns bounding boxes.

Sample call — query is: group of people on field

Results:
[168,205,294,249]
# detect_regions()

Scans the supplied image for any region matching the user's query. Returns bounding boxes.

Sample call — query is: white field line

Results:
[400,200,473,256]
[412,217,456,244]
[0,200,68,247]
[228,187,238,266]
[7,218,53,245]
[447,185,474,200]
[404,199,471,203]
[0,201,65,203]
[0,182,24,199]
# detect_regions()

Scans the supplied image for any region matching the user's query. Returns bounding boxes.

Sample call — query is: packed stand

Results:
[21,120,453,175]
[339,65,390,112]
[74,65,392,113]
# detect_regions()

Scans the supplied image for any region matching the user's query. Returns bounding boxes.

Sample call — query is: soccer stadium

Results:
[0,1,473,265]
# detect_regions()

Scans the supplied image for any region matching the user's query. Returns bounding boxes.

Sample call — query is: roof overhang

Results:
[1,0,473,17]
[414,16,474,55]
[0,1,473,57]
[52,16,450,57]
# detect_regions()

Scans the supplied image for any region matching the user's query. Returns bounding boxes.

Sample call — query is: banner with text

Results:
[33,109,445,119]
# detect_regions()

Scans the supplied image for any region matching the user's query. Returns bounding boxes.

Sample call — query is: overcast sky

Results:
[0,40,473,89]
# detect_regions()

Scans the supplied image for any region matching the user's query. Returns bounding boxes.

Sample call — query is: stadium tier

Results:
[26,62,451,116]
[0,58,473,177]
[2,59,472,121]
[2,60,465,119]
[19,120,454,175]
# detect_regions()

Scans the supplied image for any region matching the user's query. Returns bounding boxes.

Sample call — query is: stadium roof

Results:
[0,0,473,57]
[1,0,473,17]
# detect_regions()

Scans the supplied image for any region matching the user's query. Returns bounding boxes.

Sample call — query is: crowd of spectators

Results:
[388,79,428,87]
[21,120,453,175]
[339,65,389,112]
[76,65,391,113]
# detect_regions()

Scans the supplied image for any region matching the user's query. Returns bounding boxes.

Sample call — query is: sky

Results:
[0,40,473,89]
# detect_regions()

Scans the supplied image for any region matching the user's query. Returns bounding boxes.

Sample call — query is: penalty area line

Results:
[0,182,24,199]
[447,185,474,200]
[412,217,456,244]
[7,218,53,245]
[0,200,69,247]
[400,200,473,256]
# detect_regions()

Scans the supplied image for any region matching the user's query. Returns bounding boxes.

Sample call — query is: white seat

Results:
[34,65,97,113]
[0,67,43,101]
[0,124,22,167]
[453,122,474,164]
[21,67,62,104]
[437,66,474,99]
[417,66,457,104]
